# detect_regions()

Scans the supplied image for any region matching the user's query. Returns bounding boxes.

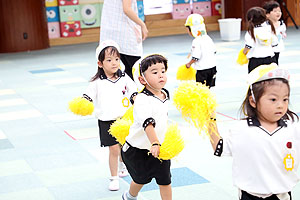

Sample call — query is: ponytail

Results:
[267,19,276,34]
[247,20,256,41]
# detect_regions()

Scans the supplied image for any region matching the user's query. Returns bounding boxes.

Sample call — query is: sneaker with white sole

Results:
[108,176,119,191]
[119,162,129,177]
[122,191,137,200]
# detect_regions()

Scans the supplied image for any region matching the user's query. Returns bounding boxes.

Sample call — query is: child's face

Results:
[254,80,289,125]
[98,49,120,78]
[142,62,167,91]
[267,7,282,22]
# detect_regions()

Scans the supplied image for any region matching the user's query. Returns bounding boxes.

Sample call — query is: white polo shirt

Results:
[191,34,217,70]
[273,20,287,53]
[125,88,169,150]
[245,22,278,59]
[100,0,143,56]
[83,71,137,121]
[221,117,300,196]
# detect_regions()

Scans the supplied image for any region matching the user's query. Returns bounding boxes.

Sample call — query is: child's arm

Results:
[208,120,222,151]
[123,0,148,40]
[243,47,250,55]
[145,124,160,158]
[186,58,197,68]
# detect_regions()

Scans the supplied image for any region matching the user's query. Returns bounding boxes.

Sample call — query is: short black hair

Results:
[140,54,168,74]
[263,1,280,14]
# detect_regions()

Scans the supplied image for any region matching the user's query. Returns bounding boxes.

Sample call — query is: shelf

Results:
[49,14,221,46]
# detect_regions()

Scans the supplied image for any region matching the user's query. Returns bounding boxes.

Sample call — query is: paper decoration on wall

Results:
[60,21,82,37]
[46,6,60,22]
[48,22,60,38]
[59,5,81,22]
[80,3,102,28]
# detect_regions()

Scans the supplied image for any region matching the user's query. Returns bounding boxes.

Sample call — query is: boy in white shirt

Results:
[185,14,217,88]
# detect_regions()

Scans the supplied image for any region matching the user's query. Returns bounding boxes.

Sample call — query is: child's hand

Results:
[282,32,287,38]
[150,143,160,158]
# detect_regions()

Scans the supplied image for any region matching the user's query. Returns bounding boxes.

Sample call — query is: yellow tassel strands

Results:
[236,48,249,65]
[173,81,217,135]
[68,97,94,116]
[109,106,134,145]
[159,124,184,160]
[176,64,196,81]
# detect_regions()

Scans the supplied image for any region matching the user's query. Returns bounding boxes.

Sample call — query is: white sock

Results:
[119,162,126,170]
[126,191,137,200]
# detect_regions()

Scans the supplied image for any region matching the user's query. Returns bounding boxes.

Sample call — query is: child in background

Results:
[263,0,287,64]
[121,55,172,200]
[83,40,137,191]
[209,63,299,200]
[185,14,217,88]
[242,7,278,73]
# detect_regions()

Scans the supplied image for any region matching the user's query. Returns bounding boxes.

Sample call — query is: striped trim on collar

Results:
[247,117,288,127]
[99,69,125,80]
[141,88,170,101]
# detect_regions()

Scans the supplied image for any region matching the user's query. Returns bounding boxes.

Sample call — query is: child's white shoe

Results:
[119,162,129,177]
[108,176,119,191]
[122,191,137,200]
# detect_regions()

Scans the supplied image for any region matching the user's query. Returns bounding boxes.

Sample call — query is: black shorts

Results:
[98,120,118,147]
[196,66,217,88]
[240,190,291,200]
[121,142,171,185]
[120,53,141,81]
[274,52,280,65]
[248,56,277,73]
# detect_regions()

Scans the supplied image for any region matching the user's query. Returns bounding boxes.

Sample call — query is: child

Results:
[185,14,217,88]
[209,63,299,200]
[263,1,287,64]
[242,7,278,73]
[83,40,137,191]
[121,54,172,200]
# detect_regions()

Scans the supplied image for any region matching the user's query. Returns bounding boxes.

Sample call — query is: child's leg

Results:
[109,144,120,176]
[128,181,144,197]
[159,184,172,200]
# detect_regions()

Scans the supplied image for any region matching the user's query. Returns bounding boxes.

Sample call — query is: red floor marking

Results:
[64,130,77,140]
[216,112,237,120]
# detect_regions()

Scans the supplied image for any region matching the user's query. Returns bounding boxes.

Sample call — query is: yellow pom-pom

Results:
[236,48,248,65]
[122,106,134,121]
[109,118,133,145]
[69,97,94,116]
[159,124,184,160]
[176,64,196,81]
[173,81,217,135]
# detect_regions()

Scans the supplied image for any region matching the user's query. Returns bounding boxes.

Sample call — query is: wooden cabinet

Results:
[285,0,300,27]
[0,0,49,53]
[224,0,267,30]
[224,0,300,29]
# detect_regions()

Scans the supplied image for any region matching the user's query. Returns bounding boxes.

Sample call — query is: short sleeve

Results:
[244,31,254,48]
[191,38,202,59]
[83,80,97,102]
[221,129,233,156]
[133,94,155,129]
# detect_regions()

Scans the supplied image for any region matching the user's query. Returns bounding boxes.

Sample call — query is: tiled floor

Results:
[0,28,300,200]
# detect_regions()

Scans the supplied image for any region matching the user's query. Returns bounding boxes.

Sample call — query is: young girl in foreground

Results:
[84,40,137,191]
[209,63,299,200]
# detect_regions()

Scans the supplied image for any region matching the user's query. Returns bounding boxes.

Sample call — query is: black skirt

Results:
[98,120,118,147]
